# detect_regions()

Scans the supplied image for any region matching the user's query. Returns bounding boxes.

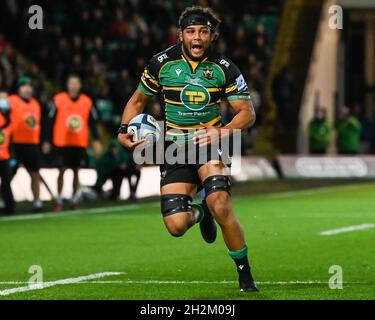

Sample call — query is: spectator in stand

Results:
[272,66,294,127]
[308,107,330,154]
[110,9,129,39]
[166,26,179,47]
[8,77,44,212]
[336,106,362,155]
[112,68,135,114]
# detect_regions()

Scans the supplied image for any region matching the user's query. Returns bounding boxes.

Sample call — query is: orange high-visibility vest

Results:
[0,114,11,160]
[9,94,41,144]
[53,92,93,148]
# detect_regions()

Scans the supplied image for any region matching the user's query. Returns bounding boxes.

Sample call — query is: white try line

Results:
[0,272,123,296]
[319,223,375,236]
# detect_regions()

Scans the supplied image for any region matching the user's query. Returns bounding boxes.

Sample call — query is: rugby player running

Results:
[118,6,258,292]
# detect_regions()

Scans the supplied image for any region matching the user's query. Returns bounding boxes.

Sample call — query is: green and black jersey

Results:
[138,44,251,142]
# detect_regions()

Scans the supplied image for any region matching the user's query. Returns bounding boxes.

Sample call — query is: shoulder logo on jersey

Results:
[236,74,248,92]
[175,68,182,77]
[219,59,230,68]
[180,84,211,111]
[202,66,214,80]
[157,53,168,63]
[66,115,83,132]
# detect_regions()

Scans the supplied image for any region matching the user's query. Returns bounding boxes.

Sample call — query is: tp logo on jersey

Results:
[180,84,210,111]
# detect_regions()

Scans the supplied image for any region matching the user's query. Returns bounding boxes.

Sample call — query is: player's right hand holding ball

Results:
[117,128,145,149]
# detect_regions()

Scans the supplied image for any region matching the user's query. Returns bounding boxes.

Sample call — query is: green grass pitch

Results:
[0,183,374,300]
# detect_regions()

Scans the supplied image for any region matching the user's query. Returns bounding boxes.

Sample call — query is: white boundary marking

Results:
[2,279,370,286]
[319,223,375,236]
[0,272,123,296]
[0,280,315,285]
[2,279,372,297]
[0,204,149,222]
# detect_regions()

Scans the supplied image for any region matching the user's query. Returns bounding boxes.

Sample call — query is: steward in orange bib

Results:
[0,91,15,214]
[8,76,43,212]
[43,74,102,211]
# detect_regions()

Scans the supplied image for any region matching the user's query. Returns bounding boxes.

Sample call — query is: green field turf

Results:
[0,183,374,300]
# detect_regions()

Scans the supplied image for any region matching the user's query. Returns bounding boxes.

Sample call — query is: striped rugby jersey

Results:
[138,44,251,143]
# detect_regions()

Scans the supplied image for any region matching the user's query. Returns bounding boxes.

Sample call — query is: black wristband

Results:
[117,124,128,135]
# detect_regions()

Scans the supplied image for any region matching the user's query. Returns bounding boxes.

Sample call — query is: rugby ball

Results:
[127,113,161,143]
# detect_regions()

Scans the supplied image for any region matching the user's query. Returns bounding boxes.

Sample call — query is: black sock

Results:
[201,200,209,213]
[234,256,250,273]
[235,257,255,285]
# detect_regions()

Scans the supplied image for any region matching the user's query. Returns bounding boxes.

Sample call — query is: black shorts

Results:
[56,146,87,168]
[159,141,231,189]
[13,143,41,172]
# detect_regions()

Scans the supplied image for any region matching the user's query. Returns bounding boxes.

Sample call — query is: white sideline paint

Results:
[0,272,123,296]
[0,280,330,289]
[0,202,161,222]
[85,280,328,285]
[0,204,143,222]
[319,223,375,236]
[3,279,367,287]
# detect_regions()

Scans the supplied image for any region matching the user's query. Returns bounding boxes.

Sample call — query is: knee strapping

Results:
[203,175,231,197]
[161,194,193,217]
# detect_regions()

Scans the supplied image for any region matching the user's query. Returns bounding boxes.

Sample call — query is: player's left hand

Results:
[194,122,222,147]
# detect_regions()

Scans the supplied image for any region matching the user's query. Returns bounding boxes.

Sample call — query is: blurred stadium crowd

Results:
[0,0,279,126]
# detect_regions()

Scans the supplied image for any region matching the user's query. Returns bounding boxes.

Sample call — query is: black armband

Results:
[117,124,128,135]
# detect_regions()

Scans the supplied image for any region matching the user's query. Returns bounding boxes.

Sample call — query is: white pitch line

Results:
[319,223,375,236]
[0,279,351,285]
[0,204,142,222]
[0,202,161,222]
[73,279,368,285]
[87,280,328,285]
[0,272,123,296]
